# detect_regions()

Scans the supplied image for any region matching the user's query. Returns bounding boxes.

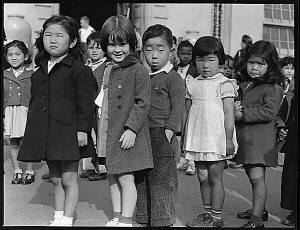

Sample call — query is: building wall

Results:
[4,3,60,45]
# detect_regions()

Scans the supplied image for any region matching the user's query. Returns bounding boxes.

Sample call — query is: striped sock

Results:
[203,205,212,214]
[119,215,132,224]
[54,210,64,219]
[211,209,222,220]
[113,211,121,219]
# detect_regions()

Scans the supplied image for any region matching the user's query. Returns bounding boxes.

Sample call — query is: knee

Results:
[61,175,77,188]
[50,177,62,185]
[249,175,264,185]
[198,171,209,184]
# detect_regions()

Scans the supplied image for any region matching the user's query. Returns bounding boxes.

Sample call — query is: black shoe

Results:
[79,170,95,178]
[88,173,107,181]
[237,209,268,221]
[11,172,23,184]
[241,220,264,228]
[280,218,295,226]
[22,173,35,184]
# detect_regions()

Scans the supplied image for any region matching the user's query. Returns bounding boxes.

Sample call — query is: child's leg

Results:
[118,173,137,218]
[47,161,65,212]
[61,160,79,218]
[10,144,21,172]
[108,174,122,214]
[195,161,212,211]
[244,165,267,217]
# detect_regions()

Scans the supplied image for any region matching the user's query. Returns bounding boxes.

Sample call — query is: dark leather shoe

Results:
[241,221,264,228]
[237,209,268,221]
[280,218,295,226]
[11,173,23,184]
[22,173,35,184]
[88,173,107,181]
[79,170,95,178]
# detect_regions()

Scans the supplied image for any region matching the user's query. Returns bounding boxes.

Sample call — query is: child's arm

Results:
[243,85,283,124]
[223,97,235,155]
[75,66,96,145]
[121,65,151,149]
[165,73,185,141]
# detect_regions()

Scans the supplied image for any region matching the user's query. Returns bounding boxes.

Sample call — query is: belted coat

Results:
[18,55,96,162]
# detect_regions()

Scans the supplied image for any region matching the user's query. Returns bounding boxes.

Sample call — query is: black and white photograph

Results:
[2,1,297,228]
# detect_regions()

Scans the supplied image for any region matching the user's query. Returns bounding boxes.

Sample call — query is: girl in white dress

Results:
[184,36,238,228]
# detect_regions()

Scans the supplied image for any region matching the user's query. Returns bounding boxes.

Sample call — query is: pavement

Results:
[3,144,294,228]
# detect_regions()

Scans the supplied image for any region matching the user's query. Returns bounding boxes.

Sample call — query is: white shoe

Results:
[105,217,119,226]
[185,163,195,175]
[49,218,62,226]
[117,222,133,227]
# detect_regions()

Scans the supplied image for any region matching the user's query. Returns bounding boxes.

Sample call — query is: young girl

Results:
[234,40,284,228]
[17,15,96,226]
[4,40,35,185]
[184,36,238,228]
[96,15,153,227]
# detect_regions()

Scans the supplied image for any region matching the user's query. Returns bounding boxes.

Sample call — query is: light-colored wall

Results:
[229,4,264,57]
[4,3,59,45]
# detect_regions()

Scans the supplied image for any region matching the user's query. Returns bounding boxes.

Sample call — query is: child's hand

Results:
[234,101,243,112]
[165,129,174,143]
[234,110,244,121]
[119,129,136,150]
[278,128,288,141]
[77,131,88,146]
[226,138,235,156]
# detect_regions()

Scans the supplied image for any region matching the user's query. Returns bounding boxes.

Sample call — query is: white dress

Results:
[184,73,238,161]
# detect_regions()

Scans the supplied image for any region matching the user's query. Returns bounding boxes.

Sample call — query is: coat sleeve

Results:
[75,65,95,133]
[124,65,151,134]
[275,97,288,129]
[165,73,185,132]
[244,84,283,124]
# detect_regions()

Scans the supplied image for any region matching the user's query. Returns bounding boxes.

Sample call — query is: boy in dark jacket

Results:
[135,24,185,227]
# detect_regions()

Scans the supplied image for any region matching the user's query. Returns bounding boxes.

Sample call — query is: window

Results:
[263,25,294,56]
[264,4,294,22]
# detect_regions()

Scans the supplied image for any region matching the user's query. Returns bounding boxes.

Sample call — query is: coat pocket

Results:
[54,100,76,125]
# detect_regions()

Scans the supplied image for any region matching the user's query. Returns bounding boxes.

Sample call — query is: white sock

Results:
[54,210,64,219]
[24,170,34,175]
[61,216,73,225]
[98,165,107,173]
[14,169,22,174]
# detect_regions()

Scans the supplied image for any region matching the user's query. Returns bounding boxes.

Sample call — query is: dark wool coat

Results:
[3,68,33,109]
[105,55,153,174]
[236,81,283,166]
[18,55,96,162]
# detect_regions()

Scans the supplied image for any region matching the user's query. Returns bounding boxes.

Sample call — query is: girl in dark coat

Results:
[235,40,284,228]
[97,16,153,227]
[17,15,96,226]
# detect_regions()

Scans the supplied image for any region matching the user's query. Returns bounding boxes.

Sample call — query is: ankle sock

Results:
[24,170,34,175]
[54,210,64,219]
[203,205,212,215]
[118,215,132,224]
[14,169,22,174]
[113,211,121,219]
[98,164,107,174]
[211,209,222,220]
[250,215,263,225]
[61,215,73,225]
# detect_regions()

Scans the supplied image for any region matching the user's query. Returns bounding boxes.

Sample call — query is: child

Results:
[184,36,238,228]
[175,39,199,175]
[96,15,153,227]
[135,24,185,227]
[219,54,234,79]
[3,40,35,185]
[234,40,284,228]
[83,31,108,181]
[276,56,296,227]
[17,15,96,226]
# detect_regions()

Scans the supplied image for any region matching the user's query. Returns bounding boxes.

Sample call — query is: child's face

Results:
[195,54,220,78]
[178,46,192,66]
[143,36,171,72]
[43,24,76,59]
[107,39,130,64]
[224,59,234,78]
[246,55,268,79]
[282,64,294,79]
[6,46,27,69]
[80,19,89,29]
[87,41,104,62]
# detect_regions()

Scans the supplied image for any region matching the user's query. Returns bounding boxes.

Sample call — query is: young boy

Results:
[135,24,185,227]
[83,31,107,181]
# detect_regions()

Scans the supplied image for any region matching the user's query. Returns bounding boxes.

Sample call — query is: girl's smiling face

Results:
[247,55,268,79]
[6,46,27,70]
[282,64,294,79]
[43,24,76,60]
[195,54,220,78]
[107,39,130,64]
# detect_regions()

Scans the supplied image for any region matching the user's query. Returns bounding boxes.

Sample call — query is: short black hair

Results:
[279,56,294,68]
[242,34,253,47]
[142,24,173,49]
[86,31,101,47]
[172,36,177,45]
[192,36,225,65]
[177,40,193,52]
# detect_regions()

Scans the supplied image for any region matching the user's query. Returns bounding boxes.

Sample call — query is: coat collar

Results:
[111,54,141,69]
[40,54,74,73]
[4,68,32,82]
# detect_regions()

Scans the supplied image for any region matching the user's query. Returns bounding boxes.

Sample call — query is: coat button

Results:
[117,95,121,99]
[117,105,122,109]
[41,105,47,111]
[42,95,47,99]
[117,84,122,89]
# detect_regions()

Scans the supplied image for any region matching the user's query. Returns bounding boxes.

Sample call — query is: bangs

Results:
[109,29,129,45]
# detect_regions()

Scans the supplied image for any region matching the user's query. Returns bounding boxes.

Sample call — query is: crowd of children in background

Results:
[3,14,296,228]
